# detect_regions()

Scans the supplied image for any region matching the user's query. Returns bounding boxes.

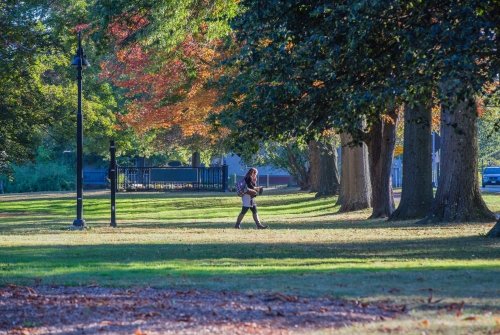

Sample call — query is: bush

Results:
[2,162,74,193]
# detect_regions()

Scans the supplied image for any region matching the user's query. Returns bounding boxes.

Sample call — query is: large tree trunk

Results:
[390,101,433,220]
[309,140,321,193]
[308,138,340,196]
[487,218,500,238]
[420,95,495,223]
[366,109,398,218]
[337,133,372,212]
[316,139,340,197]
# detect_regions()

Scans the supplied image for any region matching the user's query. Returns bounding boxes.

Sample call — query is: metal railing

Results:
[117,165,228,192]
[228,174,296,189]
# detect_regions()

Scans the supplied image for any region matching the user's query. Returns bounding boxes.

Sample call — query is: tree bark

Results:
[309,140,321,193]
[366,109,398,218]
[420,95,495,223]
[316,139,340,197]
[337,133,372,212]
[487,218,500,238]
[191,151,201,167]
[390,101,433,220]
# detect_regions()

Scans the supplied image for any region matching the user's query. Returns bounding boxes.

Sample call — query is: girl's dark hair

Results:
[245,167,258,179]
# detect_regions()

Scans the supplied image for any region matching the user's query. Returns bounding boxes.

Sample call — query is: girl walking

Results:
[234,168,267,229]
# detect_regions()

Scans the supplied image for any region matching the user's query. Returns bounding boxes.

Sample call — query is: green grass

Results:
[1,190,499,334]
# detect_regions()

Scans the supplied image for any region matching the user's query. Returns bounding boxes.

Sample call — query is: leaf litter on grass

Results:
[0,285,405,335]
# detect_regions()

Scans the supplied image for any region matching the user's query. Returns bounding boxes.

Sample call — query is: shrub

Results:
[2,162,74,193]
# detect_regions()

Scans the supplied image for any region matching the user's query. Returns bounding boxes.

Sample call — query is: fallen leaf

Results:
[462,316,478,321]
[176,314,192,322]
[16,328,32,335]
[377,326,392,333]
[265,293,299,302]
[444,300,465,315]
[135,311,160,318]
[134,328,146,335]
[27,289,37,297]
[378,326,403,334]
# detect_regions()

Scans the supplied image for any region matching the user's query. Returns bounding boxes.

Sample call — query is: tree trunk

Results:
[286,144,310,190]
[191,151,201,167]
[337,133,372,212]
[390,101,433,220]
[316,139,340,197]
[486,218,500,238]
[420,95,495,223]
[309,140,321,192]
[367,109,398,218]
[487,218,500,238]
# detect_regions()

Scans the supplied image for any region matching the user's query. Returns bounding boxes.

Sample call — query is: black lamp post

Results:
[71,31,90,229]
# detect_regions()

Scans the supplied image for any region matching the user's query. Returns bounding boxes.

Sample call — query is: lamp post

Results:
[109,140,117,227]
[71,31,90,229]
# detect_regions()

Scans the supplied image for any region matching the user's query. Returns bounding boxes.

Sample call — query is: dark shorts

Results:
[240,206,257,215]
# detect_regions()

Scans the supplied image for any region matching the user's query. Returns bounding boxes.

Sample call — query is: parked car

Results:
[482,167,500,187]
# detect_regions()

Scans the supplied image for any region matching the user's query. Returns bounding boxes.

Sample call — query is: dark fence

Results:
[228,174,296,189]
[117,165,228,192]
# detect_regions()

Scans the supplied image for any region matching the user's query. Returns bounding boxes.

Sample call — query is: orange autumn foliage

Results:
[477,81,499,117]
[100,15,227,141]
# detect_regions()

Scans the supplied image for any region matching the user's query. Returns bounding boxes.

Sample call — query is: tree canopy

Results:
[214,0,498,148]
[0,0,119,173]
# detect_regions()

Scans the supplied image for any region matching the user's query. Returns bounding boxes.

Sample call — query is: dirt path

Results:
[0,285,404,335]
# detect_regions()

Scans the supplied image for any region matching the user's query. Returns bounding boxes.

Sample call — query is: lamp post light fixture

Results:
[71,31,90,229]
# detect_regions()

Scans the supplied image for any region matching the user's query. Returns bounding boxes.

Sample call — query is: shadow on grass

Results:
[0,216,496,234]
[0,193,334,220]
[118,218,409,230]
[0,255,498,303]
[1,236,498,263]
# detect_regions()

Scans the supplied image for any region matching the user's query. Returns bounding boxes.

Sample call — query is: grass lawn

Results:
[0,189,499,334]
